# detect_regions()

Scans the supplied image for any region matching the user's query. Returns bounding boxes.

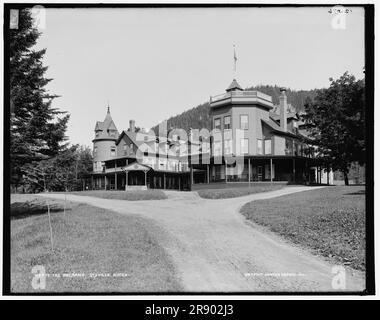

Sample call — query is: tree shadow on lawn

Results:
[11,201,69,220]
[344,189,365,196]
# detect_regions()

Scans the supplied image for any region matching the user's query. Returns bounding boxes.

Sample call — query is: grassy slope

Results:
[11,196,182,292]
[197,184,284,199]
[241,186,366,270]
[68,190,167,201]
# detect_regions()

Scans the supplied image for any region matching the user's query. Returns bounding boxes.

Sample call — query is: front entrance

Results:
[257,166,263,181]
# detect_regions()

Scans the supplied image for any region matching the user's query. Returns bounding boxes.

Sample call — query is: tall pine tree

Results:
[10,9,69,190]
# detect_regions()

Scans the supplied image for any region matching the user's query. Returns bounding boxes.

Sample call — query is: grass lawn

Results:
[11,195,182,292]
[240,186,366,271]
[197,184,285,199]
[68,189,167,201]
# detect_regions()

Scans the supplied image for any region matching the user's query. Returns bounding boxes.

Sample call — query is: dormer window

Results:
[110,146,116,157]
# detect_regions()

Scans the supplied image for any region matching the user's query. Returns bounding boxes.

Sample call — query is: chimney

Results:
[279,87,287,131]
[129,119,135,132]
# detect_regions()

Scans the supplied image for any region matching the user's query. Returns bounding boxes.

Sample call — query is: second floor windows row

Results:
[214,115,232,131]
[214,114,250,131]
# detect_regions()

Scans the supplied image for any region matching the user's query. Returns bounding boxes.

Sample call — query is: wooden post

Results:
[64,193,66,217]
[104,176,107,190]
[225,163,228,182]
[248,158,251,184]
[207,164,210,184]
[164,173,166,189]
[144,171,147,187]
[270,158,273,183]
[125,171,128,190]
[114,161,117,190]
[47,202,54,252]
[190,167,193,187]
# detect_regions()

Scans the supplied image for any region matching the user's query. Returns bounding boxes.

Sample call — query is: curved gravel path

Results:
[38,186,365,292]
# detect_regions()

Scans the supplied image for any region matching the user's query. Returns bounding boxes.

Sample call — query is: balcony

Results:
[210,90,273,109]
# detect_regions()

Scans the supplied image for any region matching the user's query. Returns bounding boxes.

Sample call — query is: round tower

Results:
[92,106,119,172]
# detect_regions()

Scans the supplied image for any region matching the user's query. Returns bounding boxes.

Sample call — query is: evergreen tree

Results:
[10,9,69,190]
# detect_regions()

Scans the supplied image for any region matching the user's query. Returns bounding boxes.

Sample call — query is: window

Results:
[110,146,116,157]
[285,138,293,155]
[294,142,299,156]
[224,139,232,155]
[240,115,249,130]
[240,138,249,155]
[224,116,231,130]
[213,141,222,156]
[129,143,134,154]
[214,118,221,130]
[265,139,272,155]
[93,146,97,156]
[257,139,263,155]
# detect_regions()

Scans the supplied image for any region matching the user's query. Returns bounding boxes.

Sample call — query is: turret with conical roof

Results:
[92,106,119,172]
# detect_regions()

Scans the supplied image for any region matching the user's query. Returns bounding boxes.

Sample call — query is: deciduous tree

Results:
[302,72,365,185]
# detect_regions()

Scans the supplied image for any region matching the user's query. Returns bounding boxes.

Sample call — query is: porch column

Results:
[104,176,107,190]
[125,171,128,190]
[115,161,117,190]
[207,164,210,184]
[190,167,193,187]
[91,176,94,190]
[248,158,251,184]
[225,163,228,182]
[164,173,166,189]
[179,175,181,190]
[144,171,147,187]
[292,158,296,183]
[270,158,273,183]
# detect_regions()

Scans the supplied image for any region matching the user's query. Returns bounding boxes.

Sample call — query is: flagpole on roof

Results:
[233,44,237,79]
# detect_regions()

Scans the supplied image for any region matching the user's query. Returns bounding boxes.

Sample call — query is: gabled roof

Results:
[226,79,243,92]
[269,112,299,122]
[123,162,152,172]
[95,121,103,131]
[261,119,311,141]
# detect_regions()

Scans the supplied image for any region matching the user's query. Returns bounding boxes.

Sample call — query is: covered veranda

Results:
[88,162,191,191]
[189,155,319,187]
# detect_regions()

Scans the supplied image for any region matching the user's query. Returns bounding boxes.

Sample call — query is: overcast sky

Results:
[34,7,365,146]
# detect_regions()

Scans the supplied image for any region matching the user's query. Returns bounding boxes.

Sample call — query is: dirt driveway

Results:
[38,186,365,292]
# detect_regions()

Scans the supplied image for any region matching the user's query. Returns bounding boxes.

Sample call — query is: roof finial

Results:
[107,100,110,114]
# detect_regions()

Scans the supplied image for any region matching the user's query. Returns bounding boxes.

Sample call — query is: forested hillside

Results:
[152,85,318,133]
